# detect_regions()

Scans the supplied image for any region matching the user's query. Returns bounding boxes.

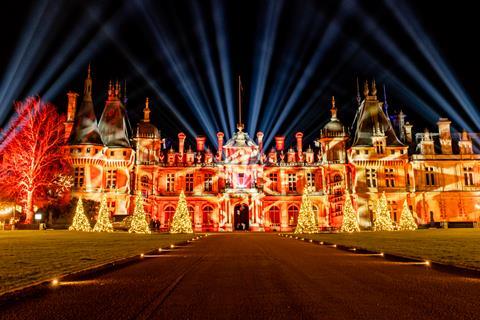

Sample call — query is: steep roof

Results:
[68,67,102,145]
[98,82,131,147]
[351,94,403,147]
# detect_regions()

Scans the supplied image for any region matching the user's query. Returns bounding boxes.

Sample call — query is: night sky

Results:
[1,0,478,149]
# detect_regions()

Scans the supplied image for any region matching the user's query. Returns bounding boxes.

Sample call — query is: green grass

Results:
[296,229,480,270]
[0,231,196,294]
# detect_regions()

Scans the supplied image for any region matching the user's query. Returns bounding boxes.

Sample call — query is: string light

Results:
[129,193,151,234]
[373,192,394,231]
[69,197,92,232]
[93,194,114,233]
[169,190,194,234]
[399,199,418,231]
[294,186,318,234]
[340,191,360,233]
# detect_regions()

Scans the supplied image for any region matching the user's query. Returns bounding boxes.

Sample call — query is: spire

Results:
[363,80,369,97]
[371,79,377,97]
[108,80,113,98]
[143,97,151,122]
[383,83,389,116]
[83,64,92,101]
[330,96,337,120]
[114,80,120,98]
[356,77,361,106]
[237,75,244,132]
[123,80,128,105]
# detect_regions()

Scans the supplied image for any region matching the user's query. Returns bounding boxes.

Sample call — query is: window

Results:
[464,167,474,186]
[269,206,280,226]
[385,168,395,188]
[107,200,115,215]
[106,169,117,189]
[288,206,299,226]
[166,173,175,192]
[185,173,194,192]
[269,173,278,192]
[188,206,195,223]
[73,167,85,188]
[288,173,297,192]
[141,176,149,196]
[164,206,175,227]
[364,150,368,155]
[204,173,213,192]
[390,150,395,155]
[203,206,213,226]
[425,167,435,186]
[366,168,377,188]
[375,141,384,154]
[306,172,315,189]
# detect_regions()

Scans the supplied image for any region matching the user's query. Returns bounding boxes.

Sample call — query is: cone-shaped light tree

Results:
[170,191,193,234]
[373,192,394,231]
[294,186,318,234]
[93,194,114,232]
[129,193,151,234]
[340,191,360,233]
[69,197,91,232]
[399,200,418,231]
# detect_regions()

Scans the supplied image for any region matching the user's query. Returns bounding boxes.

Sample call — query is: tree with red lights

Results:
[0,97,69,223]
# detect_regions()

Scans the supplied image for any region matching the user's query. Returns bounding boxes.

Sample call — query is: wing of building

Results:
[64,69,480,231]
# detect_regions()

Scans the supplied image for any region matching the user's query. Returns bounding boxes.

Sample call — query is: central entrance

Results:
[234,204,249,231]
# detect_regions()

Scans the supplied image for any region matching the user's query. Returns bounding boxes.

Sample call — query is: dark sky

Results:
[1,0,478,148]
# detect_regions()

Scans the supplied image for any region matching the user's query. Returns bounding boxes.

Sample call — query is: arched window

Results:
[164,205,175,227]
[141,175,149,196]
[269,206,280,226]
[333,174,342,182]
[188,206,195,223]
[288,205,299,226]
[203,205,213,226]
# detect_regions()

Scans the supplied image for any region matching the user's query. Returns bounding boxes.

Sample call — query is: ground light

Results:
[140,253,144,258]
[425,260,431,267]
[170,244,175,249]
[51,279,59,286]
[158,248,162,252]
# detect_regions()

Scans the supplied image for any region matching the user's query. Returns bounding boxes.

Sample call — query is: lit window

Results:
[166,173,175,192]
[464,167,474,186]
[204,173,213,192]
[106,169,117,189]
[288,173,297,192]
[203,206,213,226]
[425,167,435,186]
[74,167,85,188]
[366,168,377,188]
[306,172,315,190]
[288,206,299,226]
[185,173,194,192]
[385,168,395,188]
[164,206,175,227]
[269,173,278,192]
[269,206,280,226]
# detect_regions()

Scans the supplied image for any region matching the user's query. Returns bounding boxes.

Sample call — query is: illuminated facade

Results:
[65,70,480,231]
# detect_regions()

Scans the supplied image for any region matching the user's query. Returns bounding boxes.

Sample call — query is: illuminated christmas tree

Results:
[93,194,113,232]
[69,197,91,232]
[170,191,193,234]
[373,192,394,231]
[294,187,318,234]
[129,194,151,234]
[340,191,360,233]
[399,200,417,231]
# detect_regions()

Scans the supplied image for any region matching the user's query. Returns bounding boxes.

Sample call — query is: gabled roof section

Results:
[69,66,103,145]
[98,81,131,147]
[351,80,403,147]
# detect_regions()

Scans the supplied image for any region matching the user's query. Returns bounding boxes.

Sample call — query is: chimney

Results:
[404,122,413,144]
[437,118,452,154]
[66,91,78,122]
[256,132,264,153]
[217,132,224,155]
[275,136,285,151]
[178,132,186,155]
[295,132,303,154]
[196,135,206,152]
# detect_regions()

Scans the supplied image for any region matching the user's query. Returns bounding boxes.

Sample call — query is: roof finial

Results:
[363,80,369,97]
[383,83,389,116]
[108,80,113,98]
[143,97,150,122]
[371,79,377,97]
[123,80,128,105]
[237,75,244,132]
[84,64,93,99]
[330,96,337,120]
[114,80,120,97]
[356,77,361,106]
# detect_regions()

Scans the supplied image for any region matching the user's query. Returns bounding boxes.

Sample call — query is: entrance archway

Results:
[234,204,249,231]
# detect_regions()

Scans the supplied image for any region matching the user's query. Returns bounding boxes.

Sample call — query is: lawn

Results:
[0,231,195,294]
[296,229,480,270]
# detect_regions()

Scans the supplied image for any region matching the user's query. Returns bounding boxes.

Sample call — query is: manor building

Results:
[64,68,480,231]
